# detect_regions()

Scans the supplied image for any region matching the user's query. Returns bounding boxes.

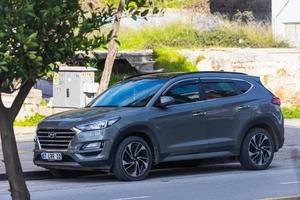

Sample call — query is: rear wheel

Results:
[113,136,152,181]
[240,128,275,170]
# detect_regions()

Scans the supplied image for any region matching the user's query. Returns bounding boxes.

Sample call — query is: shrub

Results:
[116,21,289,50]
[14,113,46,127]
[153,48,197,72]
[99,0,207,8]
[282,107,300,119]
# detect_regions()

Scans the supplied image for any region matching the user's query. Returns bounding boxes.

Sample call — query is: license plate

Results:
[41,152,62,161]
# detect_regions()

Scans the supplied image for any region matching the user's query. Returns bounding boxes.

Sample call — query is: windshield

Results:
[90,79,167,107]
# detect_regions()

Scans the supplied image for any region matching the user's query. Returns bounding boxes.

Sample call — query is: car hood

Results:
[39,107,132,128]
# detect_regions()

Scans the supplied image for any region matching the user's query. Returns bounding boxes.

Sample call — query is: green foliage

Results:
[109,74,126,86]
[0,0,113,93]
[40,99,47,107]
[100,0,201,8]
[116,22,289,50]
[118,22,198,49]
[153,48,197,72]
[14,113,45,127]
[94,71,125,86]
[0,0,157,94]
[282,107,300,119]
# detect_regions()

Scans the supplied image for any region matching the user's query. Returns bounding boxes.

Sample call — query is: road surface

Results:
[0,160,300,200]
[0,125,299,200]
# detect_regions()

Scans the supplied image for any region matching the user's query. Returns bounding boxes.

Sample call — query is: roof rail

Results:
[123,72,165,80]
[124,71,247,80]
[185,71,247,75]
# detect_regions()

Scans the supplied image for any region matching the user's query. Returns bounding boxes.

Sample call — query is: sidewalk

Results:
[284,119,300,128]
[14,126,37,142]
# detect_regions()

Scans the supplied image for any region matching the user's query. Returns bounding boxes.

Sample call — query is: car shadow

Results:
[42,160,280,183]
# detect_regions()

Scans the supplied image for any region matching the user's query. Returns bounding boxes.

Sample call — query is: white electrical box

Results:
[53,66,98,108]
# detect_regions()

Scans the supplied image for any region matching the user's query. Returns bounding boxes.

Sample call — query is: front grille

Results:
[37,129,76,150]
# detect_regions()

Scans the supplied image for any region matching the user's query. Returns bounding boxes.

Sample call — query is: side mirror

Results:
[158,96,175,108]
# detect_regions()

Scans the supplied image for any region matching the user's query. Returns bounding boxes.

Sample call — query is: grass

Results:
[94,72,127,86]
[153,48,197,72]
[117,21,289,50]
[282,107,300,119]
[99,0,202,8]
[14,113,46,127]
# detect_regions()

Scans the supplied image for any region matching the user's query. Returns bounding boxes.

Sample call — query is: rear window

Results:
[202,79,251,100]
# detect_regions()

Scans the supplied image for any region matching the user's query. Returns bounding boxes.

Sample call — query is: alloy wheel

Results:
[121,142,150,177]
[248,133,272,166]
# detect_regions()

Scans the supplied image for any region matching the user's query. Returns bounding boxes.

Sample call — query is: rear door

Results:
[200,78,253,152]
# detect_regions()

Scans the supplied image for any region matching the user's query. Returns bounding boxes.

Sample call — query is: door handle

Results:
[192,112,207,117]
[236,105,250,110]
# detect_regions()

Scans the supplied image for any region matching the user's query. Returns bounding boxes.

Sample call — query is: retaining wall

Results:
[180,48,300,106]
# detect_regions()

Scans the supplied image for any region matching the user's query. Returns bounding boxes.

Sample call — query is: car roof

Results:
[126,71,248,80]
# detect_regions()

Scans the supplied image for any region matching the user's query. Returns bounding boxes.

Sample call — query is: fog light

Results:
[82,142,103,150]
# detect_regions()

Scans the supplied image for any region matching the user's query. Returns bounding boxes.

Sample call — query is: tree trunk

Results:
[0,81,33,200]
[97,0,125,94]
[0,113,30,200]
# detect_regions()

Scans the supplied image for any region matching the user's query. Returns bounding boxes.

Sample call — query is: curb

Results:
[261,196,300,200]
[0,170,52,181]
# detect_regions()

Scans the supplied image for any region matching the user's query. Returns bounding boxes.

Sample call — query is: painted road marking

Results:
[260,195,300,200]
[280,181,300,185]
[111,196,151,200]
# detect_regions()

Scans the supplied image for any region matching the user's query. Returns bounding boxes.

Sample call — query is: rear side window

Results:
[202,79,251,100]
[165,82,200,104]
[234,80,252,94]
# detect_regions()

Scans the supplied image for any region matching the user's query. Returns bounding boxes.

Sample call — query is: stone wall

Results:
[179,48,300,107]
[1,89,42,120]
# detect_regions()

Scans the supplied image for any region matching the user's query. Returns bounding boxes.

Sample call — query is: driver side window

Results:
[165,81,200,105]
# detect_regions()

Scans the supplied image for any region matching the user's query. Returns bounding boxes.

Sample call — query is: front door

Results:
[149,79,208,155]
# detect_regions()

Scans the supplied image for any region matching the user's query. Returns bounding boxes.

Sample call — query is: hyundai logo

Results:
[48,132,57,139]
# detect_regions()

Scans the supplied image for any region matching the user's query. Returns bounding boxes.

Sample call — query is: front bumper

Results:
[33,148,112,171]
[33,129,115,171]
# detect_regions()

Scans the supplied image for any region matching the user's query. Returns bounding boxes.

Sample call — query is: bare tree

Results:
[97,0,159,94]
[97,0,125,94]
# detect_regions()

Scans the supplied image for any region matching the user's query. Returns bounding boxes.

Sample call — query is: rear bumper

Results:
[275,116,285,151]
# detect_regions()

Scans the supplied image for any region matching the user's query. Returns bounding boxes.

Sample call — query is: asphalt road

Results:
[0,125,299,199]
[0,160,300,200]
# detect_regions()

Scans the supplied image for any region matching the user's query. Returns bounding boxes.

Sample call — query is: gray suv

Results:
[34,71,284,181]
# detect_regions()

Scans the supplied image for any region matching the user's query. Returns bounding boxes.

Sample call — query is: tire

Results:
[240,128,275,170]
[112,136,153,181]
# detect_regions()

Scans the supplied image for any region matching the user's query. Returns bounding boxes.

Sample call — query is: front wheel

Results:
[113,136,153,181]
[240,128,275,170]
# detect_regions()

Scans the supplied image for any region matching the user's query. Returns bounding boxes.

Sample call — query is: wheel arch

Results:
[239,117,281,152]
[110,125,160,165]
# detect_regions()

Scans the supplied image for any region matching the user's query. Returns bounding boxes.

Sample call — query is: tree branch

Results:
[10,80,35,120]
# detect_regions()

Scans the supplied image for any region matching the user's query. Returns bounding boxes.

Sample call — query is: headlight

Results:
[76,117,120,131]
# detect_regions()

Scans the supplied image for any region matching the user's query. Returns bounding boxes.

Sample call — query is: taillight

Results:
[272,96,281,106]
